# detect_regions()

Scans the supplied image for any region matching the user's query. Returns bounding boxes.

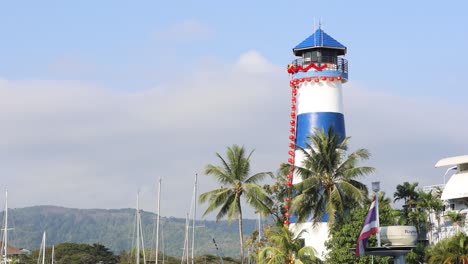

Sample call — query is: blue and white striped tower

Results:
[286,27,348,258]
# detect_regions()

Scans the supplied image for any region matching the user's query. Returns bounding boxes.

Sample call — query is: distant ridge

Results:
[1,205,257,257]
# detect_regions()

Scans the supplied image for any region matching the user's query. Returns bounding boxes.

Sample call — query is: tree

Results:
[199,144,273,263]
[430,188,445,242]
[25,242,118,264]
[426,232,468,263]
[258,226,321,264]
[290,128,373,224]
[445,211,466,234]
[393,182,419,221]
[325,192,393,264]
[412,189,444,244]
[246,167,292,263]
[262,167,290,227]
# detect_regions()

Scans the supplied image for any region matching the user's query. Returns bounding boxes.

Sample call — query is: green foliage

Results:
[291,127,373,225]
[393,181,419,224]
[200,144,273,221]
[405,242,426,264]
[1,206,258,258]
[426,232,468,263]
[325,193,393,264]
[199,144,273,261]
[23,243,118,264]
[257,226,321,264]
[262,167,290,227]
[445,211,467,234]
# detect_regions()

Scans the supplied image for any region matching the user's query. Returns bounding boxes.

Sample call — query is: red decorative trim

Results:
[290,76,344,85]
[285,78,299,225]
[287,63,327,74]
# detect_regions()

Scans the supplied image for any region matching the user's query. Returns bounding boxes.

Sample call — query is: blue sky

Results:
[0,0,467,218]
[3,0,467,98]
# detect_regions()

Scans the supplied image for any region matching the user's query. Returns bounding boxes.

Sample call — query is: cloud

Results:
[0,51,467,219]
[0,51,289,218]
[344,81,468,195]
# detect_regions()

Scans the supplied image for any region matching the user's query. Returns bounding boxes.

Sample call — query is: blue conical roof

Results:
[293,28,346,56]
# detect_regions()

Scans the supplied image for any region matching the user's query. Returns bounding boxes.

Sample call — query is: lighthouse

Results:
[285,27,348,258]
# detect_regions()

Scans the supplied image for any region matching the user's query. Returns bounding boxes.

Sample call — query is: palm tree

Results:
[445,211,466,234]
[413,190,434,238]
[291,127,373,224]
[258,226,321,264]
[262,168,290,227]
[393,182,419,218]
[426,187,446,242]
[426,232,468,263]
[199,144,273,263]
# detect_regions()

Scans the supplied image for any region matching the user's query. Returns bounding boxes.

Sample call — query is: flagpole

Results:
[372,182,381,247]
[375,192,381,247]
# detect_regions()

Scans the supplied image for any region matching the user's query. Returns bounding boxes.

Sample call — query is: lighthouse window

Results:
[302,49,339,65]
[303,52,312,66]
[311,51,321,63]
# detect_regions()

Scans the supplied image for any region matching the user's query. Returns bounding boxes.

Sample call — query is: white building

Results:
[424,155,468,244]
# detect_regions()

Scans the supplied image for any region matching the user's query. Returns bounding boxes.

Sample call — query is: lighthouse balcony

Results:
[290,57,348,81]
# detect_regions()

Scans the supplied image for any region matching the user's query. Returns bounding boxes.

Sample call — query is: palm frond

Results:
[244,183,273,215]
[204,165,235,185]
[226,194,240,220]
[199,188,234,220]
[215,152,232,175]
[215,194,236,221]
[245,171,273,184]
[341,166,375,179]
[297,246,319,262]
[258,247,285,264]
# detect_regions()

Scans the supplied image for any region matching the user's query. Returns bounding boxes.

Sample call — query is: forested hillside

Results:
[2,206,257,258]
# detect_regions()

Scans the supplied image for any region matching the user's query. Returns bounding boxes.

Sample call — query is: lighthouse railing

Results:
[291,57,348,74]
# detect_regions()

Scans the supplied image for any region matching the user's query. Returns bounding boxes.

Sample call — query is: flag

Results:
[355,195,379,256]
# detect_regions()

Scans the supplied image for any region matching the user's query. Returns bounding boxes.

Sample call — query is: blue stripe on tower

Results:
[295,112,346,148]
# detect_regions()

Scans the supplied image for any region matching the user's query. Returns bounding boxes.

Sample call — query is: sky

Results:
[0,0,467,219]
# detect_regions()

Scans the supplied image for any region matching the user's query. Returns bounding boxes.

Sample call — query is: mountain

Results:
[1,205,258,258]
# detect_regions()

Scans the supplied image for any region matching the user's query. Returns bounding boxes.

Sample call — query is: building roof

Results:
[441,172,468,200]
[293,28,346,56]
[0,242,25,255]
[435,155,468,167]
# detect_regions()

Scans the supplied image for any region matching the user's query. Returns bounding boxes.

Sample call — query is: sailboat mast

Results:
[42,232,46,264]
[156,178,162,264]
[182,214,189,264]
[140,217,147,264]
[51,245,55,264]
[136,193,140,264]
[191,174,197,264]
[3,191,7,263]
